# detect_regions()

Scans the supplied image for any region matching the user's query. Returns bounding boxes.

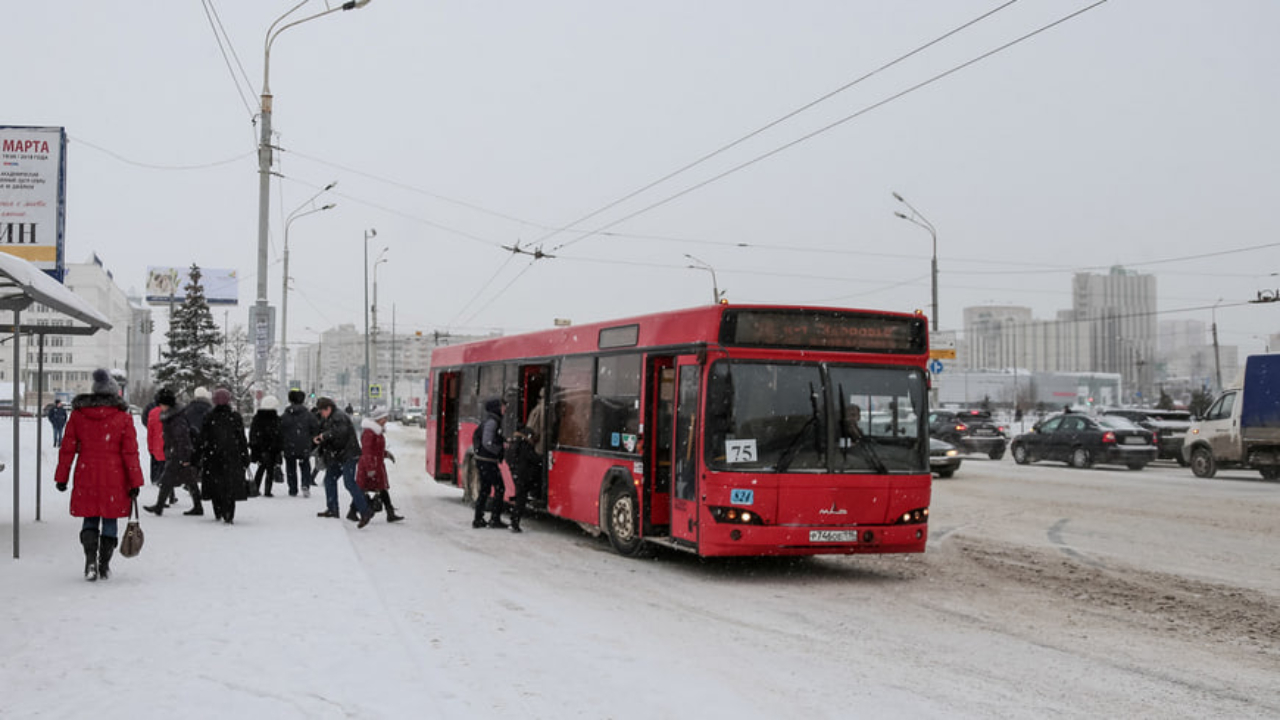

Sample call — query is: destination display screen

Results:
[719,308,926,354]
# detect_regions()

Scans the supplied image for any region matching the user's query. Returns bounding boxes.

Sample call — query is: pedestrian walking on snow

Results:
[53,369,145,581]
[196,388,249,524]
[357,407,404,523]
[313,397,372,528]
[46,399,68,448]
[145,393,199,516]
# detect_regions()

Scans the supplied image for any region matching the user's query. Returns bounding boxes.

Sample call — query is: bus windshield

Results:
[706,361,927,474]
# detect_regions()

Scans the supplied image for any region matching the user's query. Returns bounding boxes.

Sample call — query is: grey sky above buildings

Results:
[9,1,1279,356]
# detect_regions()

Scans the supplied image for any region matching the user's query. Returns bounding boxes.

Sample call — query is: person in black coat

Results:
[145,400,200,516]
[182,386,215,515]
[47,399,68,447]
[280,390,321,497]
[249,395,284,497]
[313,397,371,527]
[197,388,250,524]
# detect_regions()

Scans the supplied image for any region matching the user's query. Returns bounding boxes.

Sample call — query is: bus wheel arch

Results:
[601,472,651,558]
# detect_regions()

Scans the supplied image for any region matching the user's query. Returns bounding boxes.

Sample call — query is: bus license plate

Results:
[810,530,857,543]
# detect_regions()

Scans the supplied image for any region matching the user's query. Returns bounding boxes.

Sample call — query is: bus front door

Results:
[670,358,701,546]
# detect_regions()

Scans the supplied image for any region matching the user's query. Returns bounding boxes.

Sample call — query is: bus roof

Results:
[430,303,926,367]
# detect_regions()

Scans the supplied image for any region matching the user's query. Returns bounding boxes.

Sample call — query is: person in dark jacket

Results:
[46,398,68,447]
[505,424,541,533]
[144,396,199,516]
[313,397,372,527]
[181,386,214,516]
[357,406,403,523]
[472,398,508,529]
[280,390,321,497]
[249,395,284,497]
[197,387,250,524]
[53,369,145,581]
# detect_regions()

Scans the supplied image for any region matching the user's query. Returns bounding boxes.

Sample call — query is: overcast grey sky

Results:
[8,1,1279,355]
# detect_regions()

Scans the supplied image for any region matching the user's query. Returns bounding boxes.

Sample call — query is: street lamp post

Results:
[892,192,939,332]
[684,253,723,304]
[278,185,335,398]
[362,229,378,416]
[254,0,373,393]
[371,249,388,404]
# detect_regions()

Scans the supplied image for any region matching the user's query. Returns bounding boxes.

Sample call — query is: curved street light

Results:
[684,253,723,305]
[254,0,373,392]
[892,191,939,332]
[278,188,336,397]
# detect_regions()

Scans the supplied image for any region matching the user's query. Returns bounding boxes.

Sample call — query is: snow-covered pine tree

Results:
[152,264,229,393]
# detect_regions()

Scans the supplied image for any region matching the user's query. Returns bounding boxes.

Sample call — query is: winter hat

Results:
[367,406,389,422]
[193,386,211,401]
[91,368,120,396]
[260,395,280,412]
[212,387,233,406]
[155,387,177,407]
[288,389,305,405]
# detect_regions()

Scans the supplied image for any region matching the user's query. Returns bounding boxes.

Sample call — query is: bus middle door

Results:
[670,357,702,546]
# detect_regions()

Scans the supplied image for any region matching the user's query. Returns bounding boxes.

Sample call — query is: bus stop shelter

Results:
[0,252,112,558]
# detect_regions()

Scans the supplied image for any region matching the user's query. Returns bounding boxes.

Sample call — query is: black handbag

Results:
[120,499,144,558]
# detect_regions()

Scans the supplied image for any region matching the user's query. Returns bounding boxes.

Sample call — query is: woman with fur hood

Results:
[357,407,404,523]
[53,368,146,581]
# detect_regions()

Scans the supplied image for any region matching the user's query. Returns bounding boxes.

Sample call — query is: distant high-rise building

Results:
[1072,266,1156,402]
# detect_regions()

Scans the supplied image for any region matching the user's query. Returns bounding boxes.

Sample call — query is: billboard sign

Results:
[146,266,239,305]
[0,126,67,281]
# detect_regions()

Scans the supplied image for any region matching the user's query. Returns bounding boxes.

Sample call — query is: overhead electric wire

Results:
[530,0,1023,250]
[458,258,540,328]
[199,0,258,120]
[551,0,1110,254]
[446,252,521,330]
[70,135,254,170]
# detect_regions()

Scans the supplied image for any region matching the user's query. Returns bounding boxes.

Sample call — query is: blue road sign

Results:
[928,359,944,374]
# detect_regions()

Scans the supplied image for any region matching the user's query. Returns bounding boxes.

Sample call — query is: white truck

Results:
[1183,354,1280,479]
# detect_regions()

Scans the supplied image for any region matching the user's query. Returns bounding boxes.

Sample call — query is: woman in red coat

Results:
[54,369,146,581]
[357,407,403,523]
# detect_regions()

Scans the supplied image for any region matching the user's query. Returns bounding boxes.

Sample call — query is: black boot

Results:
[80,528,99,582]
[383,492,404,522]
[97,536,117,580]
[510,517,522,533]
[144,503,164,516]
[346,506,359,521]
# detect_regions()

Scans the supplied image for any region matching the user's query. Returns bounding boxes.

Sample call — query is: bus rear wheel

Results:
[605,485,650,557]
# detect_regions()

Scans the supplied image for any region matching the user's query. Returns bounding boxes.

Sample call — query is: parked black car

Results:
[1101,408,1192,465]
[1010,413,1157,470]
[929,409,1008,459]
[929,437,962,478]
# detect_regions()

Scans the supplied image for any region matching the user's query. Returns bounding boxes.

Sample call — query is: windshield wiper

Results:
[776,382,822,472]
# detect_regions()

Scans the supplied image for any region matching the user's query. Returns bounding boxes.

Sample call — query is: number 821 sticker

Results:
[730,488,754,505]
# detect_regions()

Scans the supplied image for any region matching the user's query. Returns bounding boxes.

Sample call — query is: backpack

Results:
[473,418,503,460]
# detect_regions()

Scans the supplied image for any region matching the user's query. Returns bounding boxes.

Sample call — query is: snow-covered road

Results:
[4,420,1277,718]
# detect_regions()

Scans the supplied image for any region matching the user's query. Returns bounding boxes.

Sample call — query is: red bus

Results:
[425,304,932,557]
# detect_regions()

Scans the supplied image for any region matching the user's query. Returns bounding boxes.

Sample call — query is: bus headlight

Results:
[893,507,929,525]
[709,507,765,525]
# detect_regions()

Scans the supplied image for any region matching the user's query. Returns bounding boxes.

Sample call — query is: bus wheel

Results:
[1190,447,1216,478]
[605,485,649,557]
